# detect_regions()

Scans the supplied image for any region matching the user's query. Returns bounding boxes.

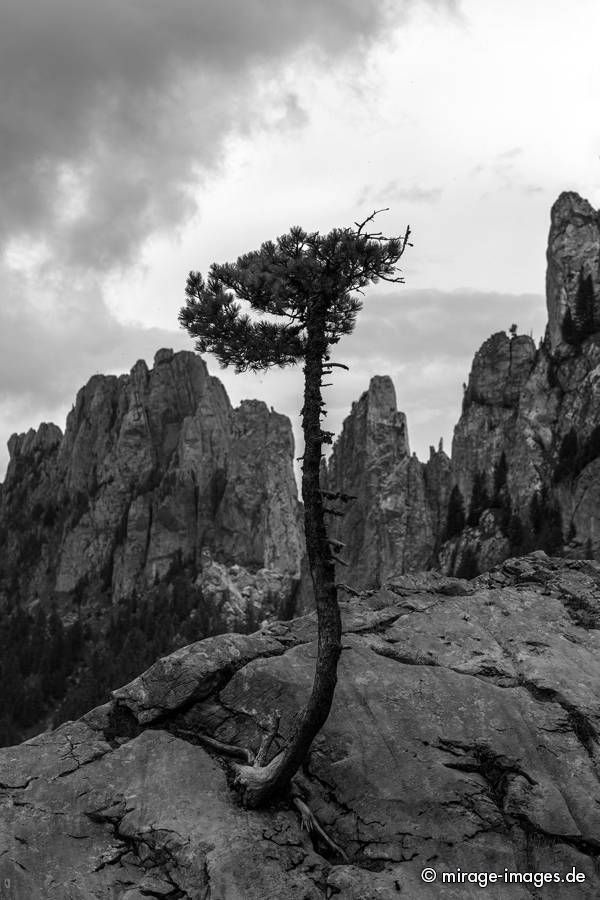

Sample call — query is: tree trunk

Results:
[232,299,342,808]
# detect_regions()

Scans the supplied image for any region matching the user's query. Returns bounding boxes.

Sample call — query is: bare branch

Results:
[335,582,361,597]
[400,224,412,254]
[328,538,346,551]
[355,207,390,235]
[378,274,406,283]
[320,489,357,502]
[331,553,349,567]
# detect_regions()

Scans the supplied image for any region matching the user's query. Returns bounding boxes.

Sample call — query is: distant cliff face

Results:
[4,191,600,602]
[0,349,303,618]
[323,376,448,587]
[447,192,600,573]
[546,191,600,357]
[326,191,600,583]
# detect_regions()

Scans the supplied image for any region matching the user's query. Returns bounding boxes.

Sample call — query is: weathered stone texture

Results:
[452,331,537,506]
[2,554,599,897]
[322,193,600,581]
[0,349,302,615]
[448,196,600,570]
[546,191,600,356]
[324,376,439,588]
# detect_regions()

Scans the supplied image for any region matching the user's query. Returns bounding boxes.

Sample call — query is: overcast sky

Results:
[1,0,600,480]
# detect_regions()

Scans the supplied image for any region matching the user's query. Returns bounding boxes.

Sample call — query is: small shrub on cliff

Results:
[467,471,490,527]
[554,425,600,484]
[529,488,563,554]
[493,452,508,498]
[507,512,524,551]
[575,271,596,337]
[456,546,479,579]
[554,428,579,483]
[562,271,598,345]
[446,485,466,538]
[561,307,578,345]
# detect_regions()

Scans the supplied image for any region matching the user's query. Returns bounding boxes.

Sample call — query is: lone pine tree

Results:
[179,211,411,810]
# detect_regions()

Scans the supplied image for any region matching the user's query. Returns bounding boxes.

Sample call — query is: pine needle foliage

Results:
[179,222,408,373]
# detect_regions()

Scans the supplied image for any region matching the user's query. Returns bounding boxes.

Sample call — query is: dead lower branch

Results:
[320,489,357,503]
[328,538,346,551]
[335,582,361,597]
[331,553,349,567]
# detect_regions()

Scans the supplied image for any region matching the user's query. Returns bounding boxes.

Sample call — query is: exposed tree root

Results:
[173,728,254,764]
[292,795,348,860]
[173,716,347,860]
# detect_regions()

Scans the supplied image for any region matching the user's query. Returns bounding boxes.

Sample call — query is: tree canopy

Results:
[179,217,410,372]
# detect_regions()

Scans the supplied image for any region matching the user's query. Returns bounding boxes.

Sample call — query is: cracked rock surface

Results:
[1,553,600,898]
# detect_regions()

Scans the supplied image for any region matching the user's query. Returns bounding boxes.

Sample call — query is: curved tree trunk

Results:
[232,300,342,808]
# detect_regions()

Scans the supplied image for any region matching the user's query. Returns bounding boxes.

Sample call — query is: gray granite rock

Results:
[2,554,599,898]
[323,376,442,588]
[0,350,303,618]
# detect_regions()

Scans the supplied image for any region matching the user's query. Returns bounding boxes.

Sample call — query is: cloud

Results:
[0,0,460,479]
[343,287,545,361]
[1,0,450,273]
[0,262,194,474]
[498,147,523,160]
[319,286,547,458]
[357,181,442,208]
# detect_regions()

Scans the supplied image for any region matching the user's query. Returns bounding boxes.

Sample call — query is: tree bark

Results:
[232,297,342,808]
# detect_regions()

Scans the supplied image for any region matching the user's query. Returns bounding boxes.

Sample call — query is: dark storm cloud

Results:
[0,0,455,271]
[0,0,460,478]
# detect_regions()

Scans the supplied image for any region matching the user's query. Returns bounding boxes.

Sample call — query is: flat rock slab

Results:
[1,554,599,898]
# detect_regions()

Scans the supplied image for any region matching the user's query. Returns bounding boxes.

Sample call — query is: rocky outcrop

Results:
[446,194,600,574]
[2,553,599,897]
[5,194,600,603]
[0,349,303,616]
[546,191,600,356]
[326,192,600,582]
[452,331,537,506]
[323,376,444,588]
